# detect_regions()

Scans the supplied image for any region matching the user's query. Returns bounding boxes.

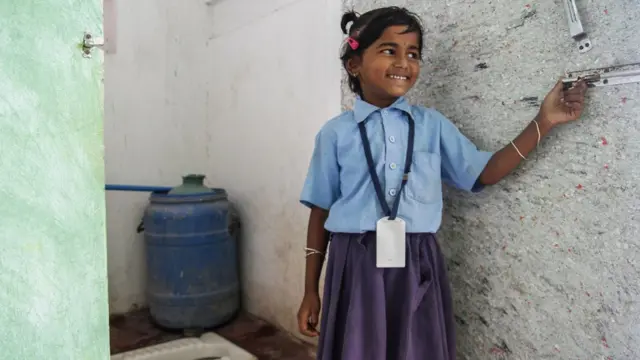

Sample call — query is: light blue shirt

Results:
[300,96,494,233]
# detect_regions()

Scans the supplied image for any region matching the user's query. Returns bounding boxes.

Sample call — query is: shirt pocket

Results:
[406,151,442,204]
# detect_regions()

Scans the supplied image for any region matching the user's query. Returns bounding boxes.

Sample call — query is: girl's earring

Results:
[351,72,358,78]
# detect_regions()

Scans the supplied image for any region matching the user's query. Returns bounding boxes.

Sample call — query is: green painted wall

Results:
[0,0,109,359]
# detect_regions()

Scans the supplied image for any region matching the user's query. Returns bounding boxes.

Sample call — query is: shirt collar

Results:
[353,96,413,123]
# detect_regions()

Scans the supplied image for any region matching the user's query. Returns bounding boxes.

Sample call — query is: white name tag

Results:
[376,217,406,268]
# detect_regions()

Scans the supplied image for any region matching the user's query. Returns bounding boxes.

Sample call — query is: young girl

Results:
[297,6,587,360]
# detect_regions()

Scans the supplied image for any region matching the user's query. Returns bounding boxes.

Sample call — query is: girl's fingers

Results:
[297,310,311,334]
[563,93,585,103]
[298,309,319,337]
[309,311,320,336]
[570,79,588,90]
[565,85,583,93]
[564,102,583,111]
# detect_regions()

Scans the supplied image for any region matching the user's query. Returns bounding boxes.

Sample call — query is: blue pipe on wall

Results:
[105,184,172,193]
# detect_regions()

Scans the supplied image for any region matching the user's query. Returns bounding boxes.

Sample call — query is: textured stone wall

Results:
[343,0,640,358]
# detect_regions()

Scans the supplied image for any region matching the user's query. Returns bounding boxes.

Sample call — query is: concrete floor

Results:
[110,310,316,360]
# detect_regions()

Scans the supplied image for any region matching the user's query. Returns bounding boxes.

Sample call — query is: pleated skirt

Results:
[316,232,456,360]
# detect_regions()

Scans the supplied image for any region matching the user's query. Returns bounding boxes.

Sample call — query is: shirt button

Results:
[389,136,396,143]
[389,189,397,196]
[389,163,397,170]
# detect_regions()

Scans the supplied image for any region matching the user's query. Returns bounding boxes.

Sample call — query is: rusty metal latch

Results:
[81,31,104,58]
[563,62,640,89]
[562,0,592,53]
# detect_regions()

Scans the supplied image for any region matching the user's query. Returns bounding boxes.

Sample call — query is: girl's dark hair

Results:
[340,7,424,96]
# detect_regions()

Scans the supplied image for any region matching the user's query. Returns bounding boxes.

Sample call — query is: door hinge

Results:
[81,32,104,58]
[563,62,640,89]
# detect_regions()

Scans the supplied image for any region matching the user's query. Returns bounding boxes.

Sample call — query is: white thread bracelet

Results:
[304,247,325,258]
[511,140,527,160]
[532,119,541,145]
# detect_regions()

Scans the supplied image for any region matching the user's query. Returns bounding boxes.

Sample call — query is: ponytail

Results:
[340,11,359,35]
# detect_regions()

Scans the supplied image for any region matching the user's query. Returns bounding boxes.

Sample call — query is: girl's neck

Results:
[360,90,399,109]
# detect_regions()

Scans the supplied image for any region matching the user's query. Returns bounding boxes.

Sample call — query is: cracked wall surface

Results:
[344,0,640,359]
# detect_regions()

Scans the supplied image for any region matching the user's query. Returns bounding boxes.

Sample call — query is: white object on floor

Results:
[111,332,258,360]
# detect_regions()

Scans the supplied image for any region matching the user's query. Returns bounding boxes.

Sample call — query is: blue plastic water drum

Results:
[143,185,240,329]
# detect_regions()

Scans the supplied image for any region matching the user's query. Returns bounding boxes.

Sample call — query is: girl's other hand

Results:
[297,292,321,337]
[538,78,588,128]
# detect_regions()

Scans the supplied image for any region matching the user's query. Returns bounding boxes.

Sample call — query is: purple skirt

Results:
[317,232,456,360]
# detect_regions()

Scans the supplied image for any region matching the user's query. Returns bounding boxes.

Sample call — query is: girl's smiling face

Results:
[347,25,421,108]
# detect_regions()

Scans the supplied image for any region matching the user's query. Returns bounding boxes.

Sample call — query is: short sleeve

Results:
[299,128,340,210]
[435,110,493,192]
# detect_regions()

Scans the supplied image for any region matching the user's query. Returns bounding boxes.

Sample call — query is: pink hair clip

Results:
[347,37,359,50]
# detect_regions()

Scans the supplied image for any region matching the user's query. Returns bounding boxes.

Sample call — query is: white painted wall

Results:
[104,0,213,313]
[200,0,342,336]
[104,0,342,338]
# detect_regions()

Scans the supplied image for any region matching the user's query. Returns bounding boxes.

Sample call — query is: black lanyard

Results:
[358,117,415,221]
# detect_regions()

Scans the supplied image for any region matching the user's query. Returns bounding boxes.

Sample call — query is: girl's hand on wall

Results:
[297,292,321,337]
[538,79,588,128]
